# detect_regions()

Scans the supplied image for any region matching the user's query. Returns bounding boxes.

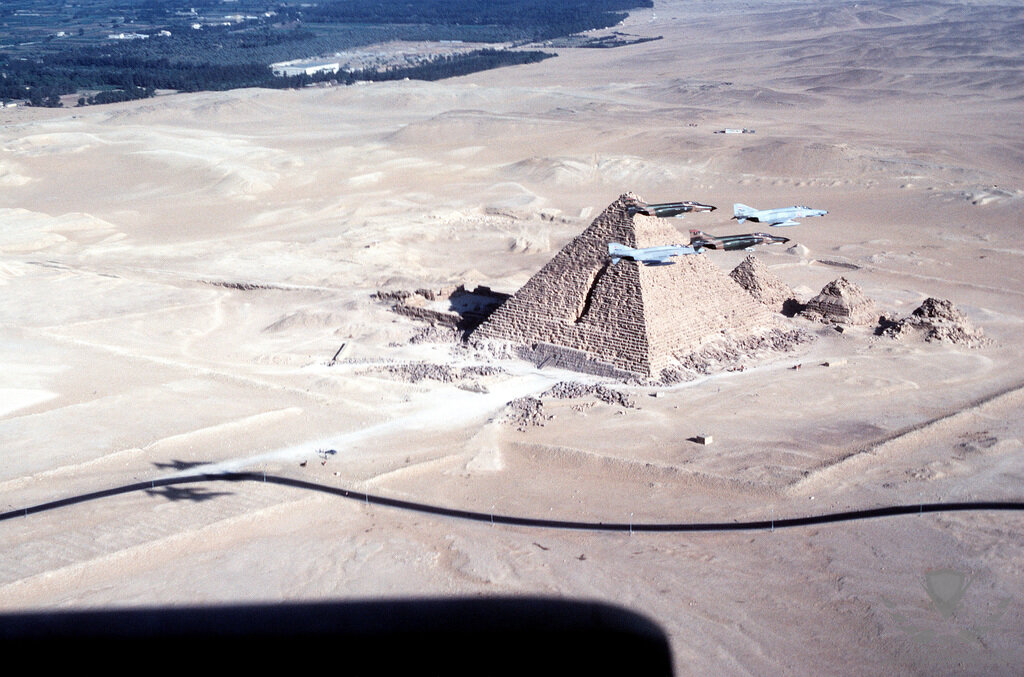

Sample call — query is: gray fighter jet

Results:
[688,229,789,252]
[732,203,827,227]
[608,242,701,266]
[629,200,716,218]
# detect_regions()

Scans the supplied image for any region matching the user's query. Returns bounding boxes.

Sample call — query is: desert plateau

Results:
[2,0,1023,673]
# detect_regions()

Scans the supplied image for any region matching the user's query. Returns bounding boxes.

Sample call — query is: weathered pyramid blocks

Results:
[475,193,777,377]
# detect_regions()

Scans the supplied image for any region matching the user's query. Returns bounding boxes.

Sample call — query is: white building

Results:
[271,60,341,77]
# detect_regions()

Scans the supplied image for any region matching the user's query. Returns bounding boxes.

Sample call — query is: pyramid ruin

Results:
[880,297,988,346]
[474,193,777,377]
[801,277,877,325]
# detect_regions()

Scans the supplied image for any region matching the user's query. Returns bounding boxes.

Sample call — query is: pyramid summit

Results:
[475,193,777,377]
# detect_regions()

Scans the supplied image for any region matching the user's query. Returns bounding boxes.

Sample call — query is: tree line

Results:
[1,48,555,107]
[0,0,649,106]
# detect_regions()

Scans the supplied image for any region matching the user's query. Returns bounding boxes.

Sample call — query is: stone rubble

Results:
[879,297,989,346]
[674,328,811,375]
[409,325,462,344]
[541,381,637,408]
[363,363,507,383]
[498,397,551,431]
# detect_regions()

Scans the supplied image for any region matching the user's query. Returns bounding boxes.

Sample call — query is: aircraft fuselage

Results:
[732,204,827,227]
[608,242,700,265]
[689,231,789,251]
[630,201,717,218]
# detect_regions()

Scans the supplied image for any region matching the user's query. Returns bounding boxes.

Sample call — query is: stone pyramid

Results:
[474,193,775,376]
[729,255,794,312]
[801,277,877,325]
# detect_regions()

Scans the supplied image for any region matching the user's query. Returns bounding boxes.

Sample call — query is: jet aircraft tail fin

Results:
[608,242,633,264]
[688,229,718,249]
[732,203,757,222]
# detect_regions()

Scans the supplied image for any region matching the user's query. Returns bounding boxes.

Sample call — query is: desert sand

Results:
[2,0,1023,672]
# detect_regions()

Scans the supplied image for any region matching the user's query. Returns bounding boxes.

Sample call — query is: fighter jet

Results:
[629,200,716,218]
[688,229,789,252]
[732,203,827,227]
[608,242,701,266]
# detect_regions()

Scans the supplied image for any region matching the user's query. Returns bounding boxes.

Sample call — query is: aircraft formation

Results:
[609,198,825,266]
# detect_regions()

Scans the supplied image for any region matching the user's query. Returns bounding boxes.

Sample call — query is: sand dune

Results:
[505,155,683,187]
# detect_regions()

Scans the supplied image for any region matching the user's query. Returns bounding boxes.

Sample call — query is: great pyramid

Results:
[474,193,776,376]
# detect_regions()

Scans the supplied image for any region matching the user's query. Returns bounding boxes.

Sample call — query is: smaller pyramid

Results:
[801,277,877,325]
[729,255,794,312]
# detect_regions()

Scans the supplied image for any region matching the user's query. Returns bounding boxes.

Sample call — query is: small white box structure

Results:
[271,60,341,77]
[695,434,713,445]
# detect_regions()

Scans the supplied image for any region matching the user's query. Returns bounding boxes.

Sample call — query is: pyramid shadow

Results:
[782,298,805,317]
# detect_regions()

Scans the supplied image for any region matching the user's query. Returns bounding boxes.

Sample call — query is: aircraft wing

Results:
[770,219,800,227]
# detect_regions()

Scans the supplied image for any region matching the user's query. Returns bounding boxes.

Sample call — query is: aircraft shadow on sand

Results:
[143,486,234,503]
[152,459,210,471]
